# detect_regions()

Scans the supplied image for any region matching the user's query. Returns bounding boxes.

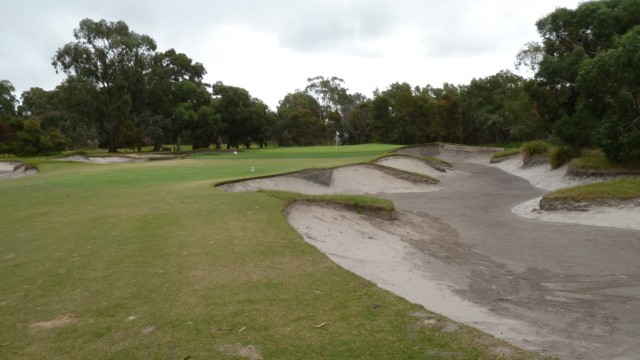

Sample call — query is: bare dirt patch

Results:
[30,315,74,330]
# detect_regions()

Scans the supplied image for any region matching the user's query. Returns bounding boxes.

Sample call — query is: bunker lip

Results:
[57,154,147,163]
[0,161,38,179]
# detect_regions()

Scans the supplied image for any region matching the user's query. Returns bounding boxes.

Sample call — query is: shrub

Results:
[550,146,580,169]
[520,140,549,164]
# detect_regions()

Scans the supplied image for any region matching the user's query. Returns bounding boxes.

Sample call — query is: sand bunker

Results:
[492,156,640,231]
[373,156,454,179]
[287,203,539,347]
[491,156,595,191]
[219,163,439,195]
[0,161,38,180]
[58,154,147,164]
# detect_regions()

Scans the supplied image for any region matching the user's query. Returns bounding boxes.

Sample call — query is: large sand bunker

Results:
[0,161,38,179]
[223,144,640,359]
[219,163,439,195]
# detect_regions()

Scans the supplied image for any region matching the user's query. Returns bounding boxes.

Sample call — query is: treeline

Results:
[1,0,639,164]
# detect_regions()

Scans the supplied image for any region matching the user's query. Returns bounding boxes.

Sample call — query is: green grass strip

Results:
[491,148,520,160]
[544,178,640,201]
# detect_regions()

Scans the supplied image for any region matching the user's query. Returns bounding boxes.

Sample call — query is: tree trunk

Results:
[176,133,182,152]
[107,128,118,153]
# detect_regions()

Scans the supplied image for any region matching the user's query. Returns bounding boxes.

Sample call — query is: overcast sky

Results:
[1,0,583,110]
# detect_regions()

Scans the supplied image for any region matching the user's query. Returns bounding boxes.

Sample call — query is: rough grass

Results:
[520,140,550,161]
[491,148,520,161]
[543,178,640,202]
[571,155,622,170]
[0,144,547,359]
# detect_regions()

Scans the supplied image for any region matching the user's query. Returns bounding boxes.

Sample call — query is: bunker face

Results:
[0,161,38,180]
[219,164,439,195]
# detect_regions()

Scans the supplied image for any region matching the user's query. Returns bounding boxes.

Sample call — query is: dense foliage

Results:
[1,1,639,165]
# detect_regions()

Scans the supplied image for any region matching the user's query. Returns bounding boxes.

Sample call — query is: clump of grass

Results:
[570,152,621,170]
[491,148,520,161]
[261,190,396,218]
[543,178,640,202]
[549,146,580,170]
[521,140,549,157]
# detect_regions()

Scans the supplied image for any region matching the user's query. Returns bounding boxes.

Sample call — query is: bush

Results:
[550,146,580,169]
[520,140,549,163]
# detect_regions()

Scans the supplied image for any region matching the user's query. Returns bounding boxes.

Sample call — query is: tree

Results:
[275,91,324,146]
[144,49,208,150]
[212,82,270,148]
[0,80,17,120]
[531,0,640,149]
[52,19,157,152]
[0,80,20,152]
[577,25,640,164]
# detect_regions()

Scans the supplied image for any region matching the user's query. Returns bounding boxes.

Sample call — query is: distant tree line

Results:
[1,0,639,164]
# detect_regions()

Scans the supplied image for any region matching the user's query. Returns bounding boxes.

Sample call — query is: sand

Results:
[287,203,542,347]
[373,156,455,179]
[491,155,640,231]
[220,164,439,195]
[58,155,147,163]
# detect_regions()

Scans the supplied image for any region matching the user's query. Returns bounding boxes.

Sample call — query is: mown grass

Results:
[0,144,547,359]
[543,178,640,202]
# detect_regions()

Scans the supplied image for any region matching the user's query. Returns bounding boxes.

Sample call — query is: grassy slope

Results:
[0,144,543,359]
[543,178,640,202]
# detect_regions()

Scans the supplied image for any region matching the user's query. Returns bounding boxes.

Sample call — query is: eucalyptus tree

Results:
[275,91,324,146]
[529,0,640,152]
[52,18,157,152]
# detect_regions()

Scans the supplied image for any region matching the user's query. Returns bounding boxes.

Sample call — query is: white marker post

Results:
[335,131,339,149]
